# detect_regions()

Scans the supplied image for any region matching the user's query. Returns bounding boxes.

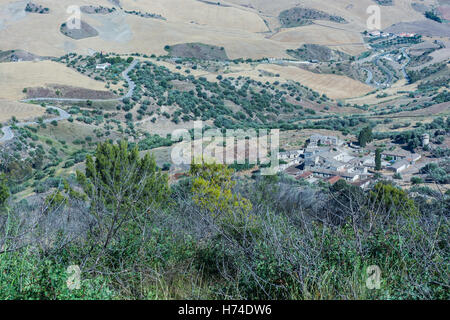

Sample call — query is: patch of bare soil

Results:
[166,43,229,60]
[25,85,117,100]
[60,20,99,40]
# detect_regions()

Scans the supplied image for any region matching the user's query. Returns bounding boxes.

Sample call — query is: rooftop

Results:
[382,149,413,157]
[296,171,313,180]
[327,176,342,185]
[390,159,410,169]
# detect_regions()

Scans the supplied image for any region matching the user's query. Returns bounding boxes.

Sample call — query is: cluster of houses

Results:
[279,134,422,188]
[367,30,417,38]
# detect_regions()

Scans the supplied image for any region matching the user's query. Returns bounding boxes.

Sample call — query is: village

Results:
[278,133,433,189]
[367,30,417,39]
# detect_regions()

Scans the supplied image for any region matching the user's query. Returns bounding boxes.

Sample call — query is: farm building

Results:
[96,63,111,70]
[389,160,411,173]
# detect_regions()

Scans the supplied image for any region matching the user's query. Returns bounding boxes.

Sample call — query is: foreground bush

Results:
[0,147,448,299]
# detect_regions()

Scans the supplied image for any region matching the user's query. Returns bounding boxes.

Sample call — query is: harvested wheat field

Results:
[299,0,425,29]
[258,64,373,99]
[227,0,426,29]
[0,0,287,60]
[120,0,268,33]
[270,23,367,56]
[0,60,109,101]
[0,99,45,122]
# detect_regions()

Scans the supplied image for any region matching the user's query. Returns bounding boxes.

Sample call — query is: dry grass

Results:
[3,0,425,61]
[227,0,426,29]
[300,0,425,29]
[270,23,367,56]
[257,64,373,99]
[120,0,268,33]
[0,100,45,122]
[408,48,450,70]
[0,60,109,100]
[394,102,450,117]
[0,0,444,105]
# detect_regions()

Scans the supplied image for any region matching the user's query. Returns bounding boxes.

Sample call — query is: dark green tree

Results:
[358,126,373,147]
[0,173,10,207]
[375,148,382,171]
[77,140,170,211]
[370,182,419,217]
[425,11,442,23]
[76,140,170,247]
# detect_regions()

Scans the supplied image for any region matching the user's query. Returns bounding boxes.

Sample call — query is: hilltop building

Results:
[280,133,424,188]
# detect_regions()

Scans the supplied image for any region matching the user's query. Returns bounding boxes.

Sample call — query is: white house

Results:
[96,63,111,70]
[389,160,410,173]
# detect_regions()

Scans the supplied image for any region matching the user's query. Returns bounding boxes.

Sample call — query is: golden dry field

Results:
[270,23,367,56]
[0,60,110,100]
[0,0,445,107]
[227,0,428,28]
[120,0,268,33]
[0,0,288,59]
[0,0,431,59]
[0,99,45,122]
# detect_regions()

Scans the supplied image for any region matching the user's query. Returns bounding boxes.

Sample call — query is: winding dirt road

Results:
[0,106,70,144]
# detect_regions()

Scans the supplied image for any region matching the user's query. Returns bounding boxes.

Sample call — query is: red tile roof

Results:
[296,171,312,180]
[327,176,342,185]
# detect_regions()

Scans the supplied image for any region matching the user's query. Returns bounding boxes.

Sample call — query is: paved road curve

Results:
[0,106,70,144]
[362,68,373,85]
[400,47,411,82]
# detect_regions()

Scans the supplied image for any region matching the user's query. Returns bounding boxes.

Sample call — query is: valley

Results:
[0,0,448,302]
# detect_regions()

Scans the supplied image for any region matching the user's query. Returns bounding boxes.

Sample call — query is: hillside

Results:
[0,0,449,303]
